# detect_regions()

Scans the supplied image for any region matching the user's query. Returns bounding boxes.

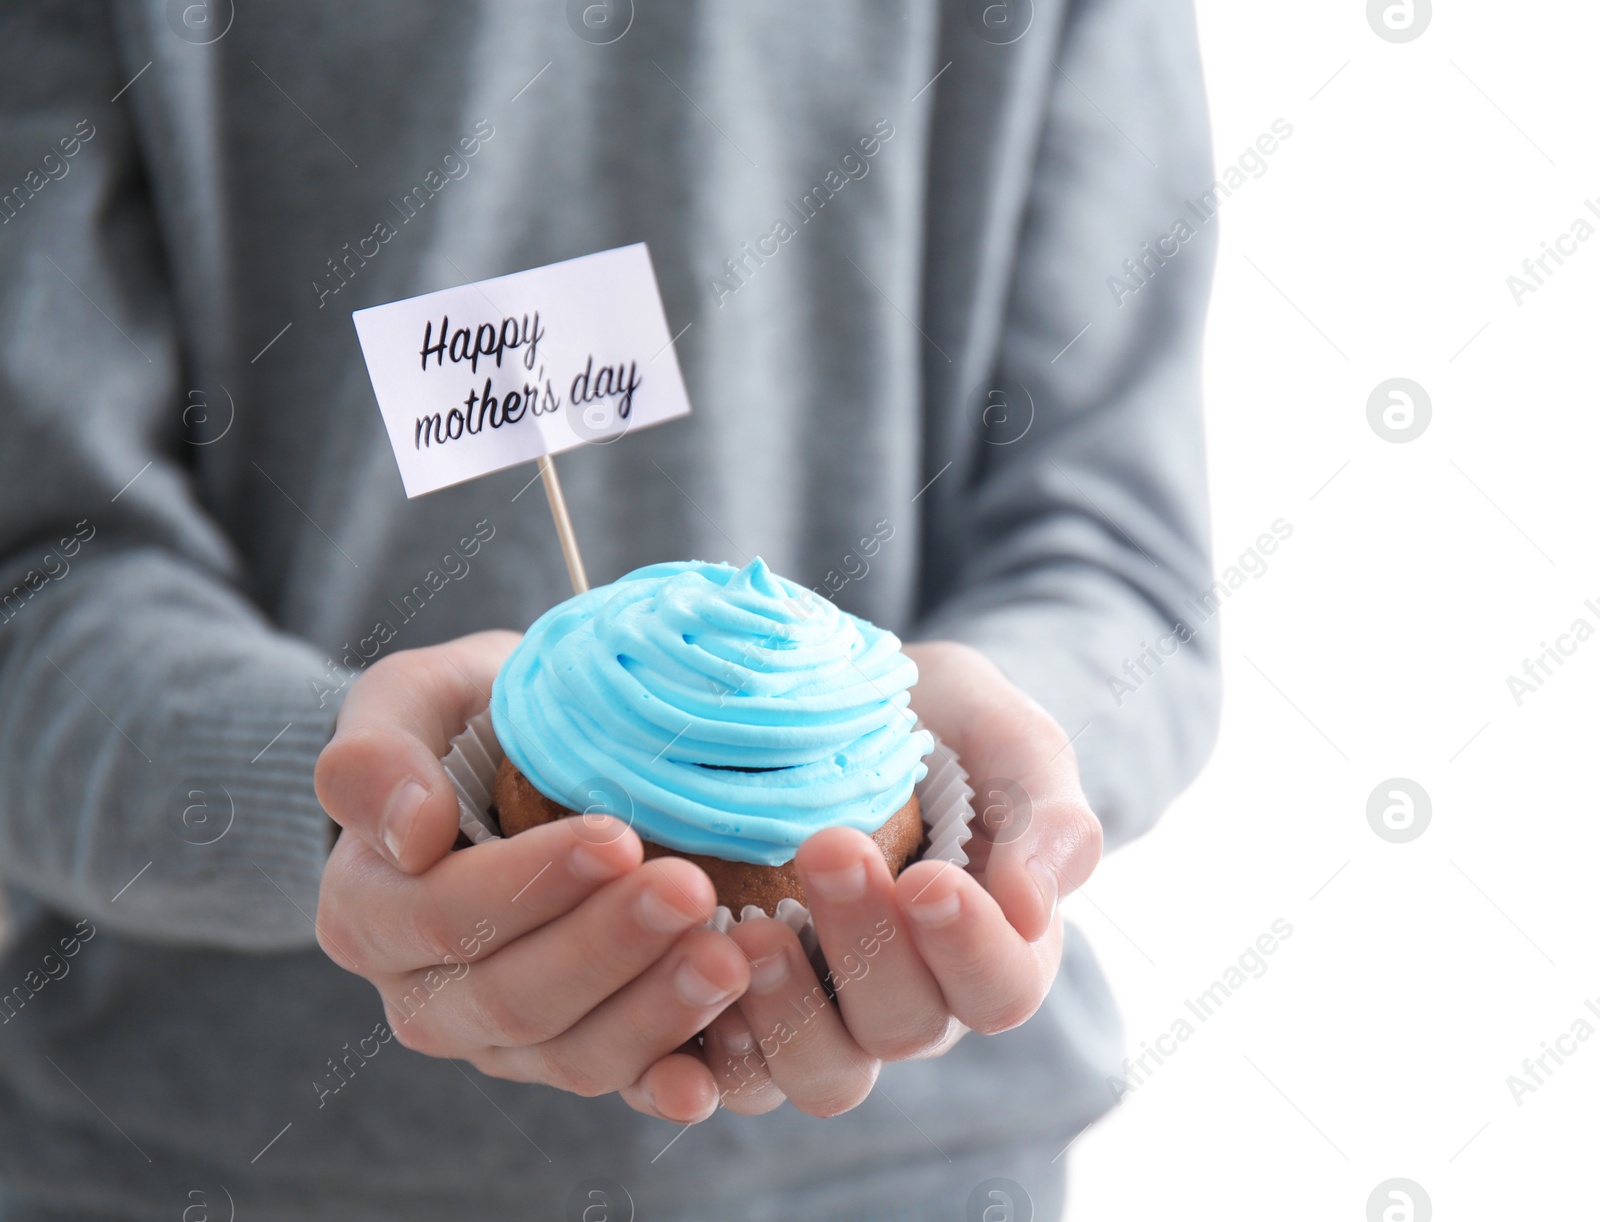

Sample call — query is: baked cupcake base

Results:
[490,757,925,914]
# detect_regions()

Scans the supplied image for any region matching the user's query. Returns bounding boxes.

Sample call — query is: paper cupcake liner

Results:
[447,707,505,846]
[441,708,976,956]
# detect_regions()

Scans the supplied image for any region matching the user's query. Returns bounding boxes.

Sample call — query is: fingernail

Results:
[381,779,429,863]
[639,1077,659,1115]
[688,1084,720,1123]
[724,1024,755,1054]
[748,951,790,995]
[638,887,704,935]
[675,960,736,1008]
[569,843,621,882]
[805,860,867,904]
[907,889,962,928]
[1027,856,1059,919]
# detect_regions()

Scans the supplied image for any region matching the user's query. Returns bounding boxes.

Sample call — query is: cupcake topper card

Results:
[352,243,693,591]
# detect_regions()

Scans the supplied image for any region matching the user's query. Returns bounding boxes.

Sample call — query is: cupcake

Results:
[488,557,935,913]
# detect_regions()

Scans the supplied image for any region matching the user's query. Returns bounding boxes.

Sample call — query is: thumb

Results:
[980,758,1103,943]
[314,630,520,873]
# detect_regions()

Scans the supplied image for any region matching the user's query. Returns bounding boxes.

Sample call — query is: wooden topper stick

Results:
[537,454,589,594]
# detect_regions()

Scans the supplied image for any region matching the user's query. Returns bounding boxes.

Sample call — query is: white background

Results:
[1064,2,1598,1218]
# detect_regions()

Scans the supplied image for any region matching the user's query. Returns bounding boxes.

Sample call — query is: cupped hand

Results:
[701,639,1103,1117]
[313,632,749,1124]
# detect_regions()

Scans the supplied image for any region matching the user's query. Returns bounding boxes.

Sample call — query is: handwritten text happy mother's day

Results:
[410,311,640,452]
[353,244,692,497]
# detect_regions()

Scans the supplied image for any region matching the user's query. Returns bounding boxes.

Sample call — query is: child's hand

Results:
[701,640,1102,1117]
[314,632,750,1125]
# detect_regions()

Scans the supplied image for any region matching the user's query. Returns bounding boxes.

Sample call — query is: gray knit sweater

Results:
[0,2,1218,1218]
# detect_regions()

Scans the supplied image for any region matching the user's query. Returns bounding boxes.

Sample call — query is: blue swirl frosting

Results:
[490,558,933,866]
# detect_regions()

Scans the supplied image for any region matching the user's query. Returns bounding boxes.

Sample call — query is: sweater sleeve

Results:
[915,0,1221,849]
[0,6,341,950]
